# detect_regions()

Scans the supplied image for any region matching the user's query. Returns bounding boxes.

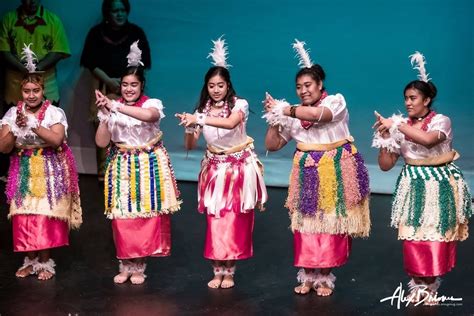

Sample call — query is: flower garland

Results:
[405,110,437,142]
[16,100,51,126]
[203,97,233,118]
[117,95,149,107]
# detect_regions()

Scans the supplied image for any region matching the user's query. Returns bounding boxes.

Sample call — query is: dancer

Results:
[95,41,181,284]
[263,40,370,296]
[0,44,82,280]
[176,37,267,289]
[372,51,472,305]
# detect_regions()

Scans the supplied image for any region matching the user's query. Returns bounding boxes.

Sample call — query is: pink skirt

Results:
[112,215,171,259]
[12,214,69,252]
[294,232,351,268]
[204,211,254,260]
[403,240,457,277]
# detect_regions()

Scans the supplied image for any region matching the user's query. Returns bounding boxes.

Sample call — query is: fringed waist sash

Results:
[391,151,471,242]
[286,140,371,236]
[198,137,267,216]
[104,132,181,219]
[6,142,82,229]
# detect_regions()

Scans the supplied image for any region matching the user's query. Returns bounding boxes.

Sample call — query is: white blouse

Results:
[279,93,351,144]
[106,98,165,146]
[399,114,453,159]
[1,104,68,146]
[201,98,249,150]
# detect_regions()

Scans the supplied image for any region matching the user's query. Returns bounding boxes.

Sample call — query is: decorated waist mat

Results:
[287,142,370,217]
[6,143,80,208]
[104,140,181,216]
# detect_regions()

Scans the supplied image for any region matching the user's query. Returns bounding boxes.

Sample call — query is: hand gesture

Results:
[372,111,392,138]
[263,92,276,112]
[175,112,196,127]
[15,110,28,128]
[95,90,112,113]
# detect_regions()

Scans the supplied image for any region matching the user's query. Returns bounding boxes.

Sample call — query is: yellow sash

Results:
[405,150,460,166]
[115,132,163,151]
[296,136,354,152]
[207,136,254,155]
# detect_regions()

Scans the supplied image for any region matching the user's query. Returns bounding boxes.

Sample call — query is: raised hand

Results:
[15,110,28,128]
[263,92,276,112]
[372,111,392,138]
[95,89,112,112]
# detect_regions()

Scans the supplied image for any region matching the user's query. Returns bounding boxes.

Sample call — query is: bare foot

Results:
[221,274,234,289]
[130,272,146,284]
[15,265,34,278]
[37,269,54,281]
[207,275,223,289]
[316,284,333,297]
[114,271,131,284]
[294,281,313,295]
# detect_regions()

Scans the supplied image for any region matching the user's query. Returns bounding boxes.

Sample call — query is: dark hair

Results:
[21,73,44,90]
[404,80,437,108]
[102,0,130,20]
[121,66,146,91]
[295,64,326,90]
[195,66,237,113]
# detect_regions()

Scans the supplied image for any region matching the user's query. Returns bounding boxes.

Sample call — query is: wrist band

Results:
[196,113,206,126]
[289,106,297,118]
[185,126,196,134]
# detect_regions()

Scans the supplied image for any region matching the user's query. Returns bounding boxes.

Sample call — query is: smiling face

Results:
[21,82,44,109]
[207,74,228,103]
[120,74,142,103]
[296,74,323,106]
[404,88,431,118]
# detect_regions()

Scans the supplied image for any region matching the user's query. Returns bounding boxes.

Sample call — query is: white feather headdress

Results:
[292,39,313,68]
[20,43,38,73]
[409,51,430,82]
[208,36,230,68]
[127,40,144,67]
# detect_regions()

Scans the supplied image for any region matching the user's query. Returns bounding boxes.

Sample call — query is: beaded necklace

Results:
[117,95,149,107]
[16,100,51,125]
[405,110,437,141]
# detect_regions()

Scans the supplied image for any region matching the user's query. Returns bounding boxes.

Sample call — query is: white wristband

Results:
[196,113,206,126]
[185,126,196,134]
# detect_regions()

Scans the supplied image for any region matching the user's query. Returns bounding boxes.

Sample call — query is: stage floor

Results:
[0,175,472,315]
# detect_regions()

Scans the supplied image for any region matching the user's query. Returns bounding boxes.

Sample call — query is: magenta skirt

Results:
[204,211,254,260]
[294,232,351,268]
[112,215,171,259]
[12,214,69,252]
[403,240,457,277]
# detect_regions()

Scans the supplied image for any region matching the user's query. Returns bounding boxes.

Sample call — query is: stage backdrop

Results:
[1,0,472,193]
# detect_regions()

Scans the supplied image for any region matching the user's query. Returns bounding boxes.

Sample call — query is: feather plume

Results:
[20,43,38,73]
[208,36,230,68]
[292,39,313,68]
[409,51,430,82]
[127,40,144,67]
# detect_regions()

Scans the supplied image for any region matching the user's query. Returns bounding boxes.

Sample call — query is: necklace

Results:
[14,6,46,34]
[411,109,432,121]
[406,110,437,141]
[17,100,51,124]
[117,95,149,107]
[204,98,232,118]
